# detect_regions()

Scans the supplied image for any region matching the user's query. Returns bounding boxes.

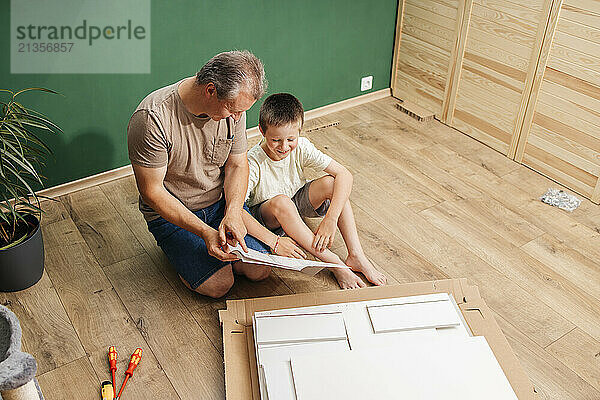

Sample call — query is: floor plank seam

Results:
[416,200,448,215]
[277,277,297,296]
[36,355,97,380]
[543,326,577,350]
[99,251,146,270]
[192,310,222,355]
[517,232,546,249]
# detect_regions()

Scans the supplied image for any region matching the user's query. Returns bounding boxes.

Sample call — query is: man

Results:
[127,50,274,298]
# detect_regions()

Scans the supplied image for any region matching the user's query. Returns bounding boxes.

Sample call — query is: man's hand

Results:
[203,227,239,262]
[132,164,240,261]
[313,216,337,252]
[219,211,248,252]
[274,237,307,259]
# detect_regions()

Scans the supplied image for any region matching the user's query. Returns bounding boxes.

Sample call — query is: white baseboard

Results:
[38,164,134,199]
[39,88,391,199]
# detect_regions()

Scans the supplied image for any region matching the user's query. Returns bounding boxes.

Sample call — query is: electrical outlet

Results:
[361,76,373,91]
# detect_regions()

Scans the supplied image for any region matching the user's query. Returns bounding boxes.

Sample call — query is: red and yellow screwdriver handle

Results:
[116,348,142,400]
[108,346,118,396]
[108,346,118,372]
[125,348,142,376]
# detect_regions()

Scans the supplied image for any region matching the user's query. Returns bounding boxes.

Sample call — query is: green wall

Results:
[1,0,398,189]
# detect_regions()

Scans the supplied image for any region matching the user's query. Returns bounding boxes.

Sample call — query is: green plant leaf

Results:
[1,121,26,153]
[13,111,62,133]
[12,118,53,131]
[3,162,38,200]
[1,187,21,223]
[14,87,60,97]
[11,111,61,133]
[0,132,48,159]
[1,87,60,241]
[3,121,53,154]
[0,144,43,183]
[0,231,29,250]
[1,137,43,172]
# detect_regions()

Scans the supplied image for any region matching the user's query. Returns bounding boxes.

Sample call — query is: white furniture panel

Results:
[367,298,460,333]
[290,336,518,400]
[255,312,346,345]
[263,361,296,400]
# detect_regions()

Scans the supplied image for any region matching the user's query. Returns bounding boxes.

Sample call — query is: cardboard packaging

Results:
[219,278,538,399]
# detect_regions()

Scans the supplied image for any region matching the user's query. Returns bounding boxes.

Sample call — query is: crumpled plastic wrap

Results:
[540,188,581,212]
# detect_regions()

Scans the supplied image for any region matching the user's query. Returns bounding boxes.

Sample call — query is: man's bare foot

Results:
[345,254,387,286]
[331,267,366,289]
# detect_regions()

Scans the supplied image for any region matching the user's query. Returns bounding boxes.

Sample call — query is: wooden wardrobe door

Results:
[391,0,463,117]
[448,0,553,155]
[516,0,600,203]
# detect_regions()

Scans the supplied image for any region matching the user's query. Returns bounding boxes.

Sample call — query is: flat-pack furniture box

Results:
[219,278,538,399]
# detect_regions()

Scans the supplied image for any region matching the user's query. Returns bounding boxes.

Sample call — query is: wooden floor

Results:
[2,97,599,399]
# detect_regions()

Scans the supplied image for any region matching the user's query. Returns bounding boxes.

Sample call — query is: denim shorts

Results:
[147,198,270,289]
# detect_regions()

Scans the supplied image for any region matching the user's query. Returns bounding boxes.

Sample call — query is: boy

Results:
[242,93,387,289]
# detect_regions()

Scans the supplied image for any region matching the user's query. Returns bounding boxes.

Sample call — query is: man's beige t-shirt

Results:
[127,79,248,221]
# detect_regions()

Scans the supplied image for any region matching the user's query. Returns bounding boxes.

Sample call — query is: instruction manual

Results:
[227,243,350,273]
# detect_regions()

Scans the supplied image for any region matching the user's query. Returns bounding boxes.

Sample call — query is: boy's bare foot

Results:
[345,254,387,286]
[331,267,366,289]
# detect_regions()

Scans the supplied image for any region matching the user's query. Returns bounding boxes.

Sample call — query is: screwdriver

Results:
[115,348,142,400]
[108,346,118,396]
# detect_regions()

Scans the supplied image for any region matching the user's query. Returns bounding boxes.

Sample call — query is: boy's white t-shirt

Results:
[246,137,333,207]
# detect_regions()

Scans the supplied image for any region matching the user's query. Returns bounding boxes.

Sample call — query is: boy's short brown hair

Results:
[259,93,304,133]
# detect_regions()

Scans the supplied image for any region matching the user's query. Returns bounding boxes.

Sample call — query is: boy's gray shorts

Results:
[248,180,331,230]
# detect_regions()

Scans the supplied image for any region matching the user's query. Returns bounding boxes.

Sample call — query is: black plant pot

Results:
[0,214,44,292]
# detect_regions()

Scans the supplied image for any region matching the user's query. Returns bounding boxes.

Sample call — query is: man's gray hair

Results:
[196,50,267,101]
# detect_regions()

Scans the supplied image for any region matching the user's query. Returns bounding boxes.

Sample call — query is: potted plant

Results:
[0,88,61,292]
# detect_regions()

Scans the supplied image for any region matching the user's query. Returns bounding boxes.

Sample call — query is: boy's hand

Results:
[274,237,307,259]
[313,216,337,252]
